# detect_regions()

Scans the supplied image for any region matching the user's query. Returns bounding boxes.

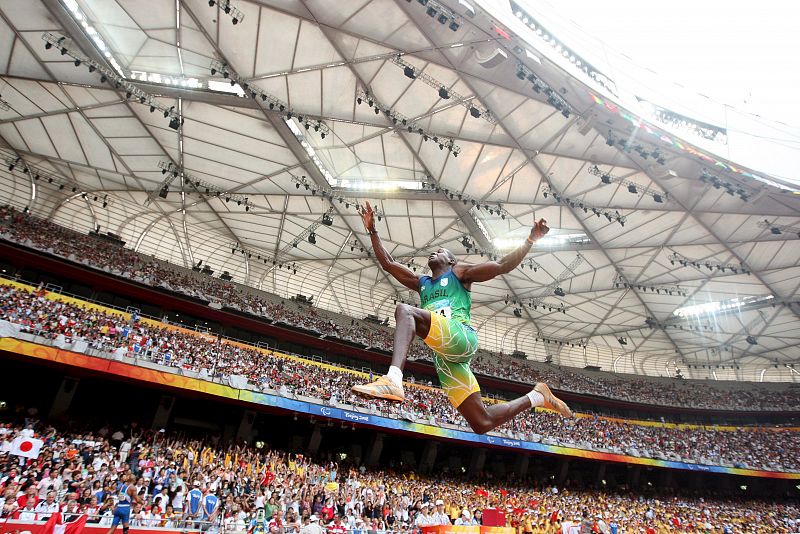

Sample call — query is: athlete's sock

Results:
[386,365,404,388]
[526,389,544,408]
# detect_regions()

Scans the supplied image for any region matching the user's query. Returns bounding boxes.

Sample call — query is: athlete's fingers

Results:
[538,218,549,234]
[365,200,373,213]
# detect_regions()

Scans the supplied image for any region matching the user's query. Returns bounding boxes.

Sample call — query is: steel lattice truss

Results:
[0,0,798,381]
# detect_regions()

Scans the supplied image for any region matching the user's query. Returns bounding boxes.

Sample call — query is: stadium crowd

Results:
[0,284,798,473]
[0,422,797,533]
[1,206,798,414]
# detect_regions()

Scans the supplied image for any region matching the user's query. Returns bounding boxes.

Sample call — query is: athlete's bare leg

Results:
[457,391,536,434]
[352,304,431,401]
[390,303,431,369]
[458,383,572,434]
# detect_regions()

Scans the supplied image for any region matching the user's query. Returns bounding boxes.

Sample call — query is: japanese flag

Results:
[11,436,44,459]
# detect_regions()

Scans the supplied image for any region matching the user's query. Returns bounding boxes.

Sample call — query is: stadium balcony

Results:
[0,210,798,422]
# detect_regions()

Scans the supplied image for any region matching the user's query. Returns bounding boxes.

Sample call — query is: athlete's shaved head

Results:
[428,247,456,273]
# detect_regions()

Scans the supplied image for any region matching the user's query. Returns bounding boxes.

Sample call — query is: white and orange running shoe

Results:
[351,376,405,402]
[534,382,573,418]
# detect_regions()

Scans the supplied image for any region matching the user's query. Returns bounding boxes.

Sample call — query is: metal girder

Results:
[277,207,334,258]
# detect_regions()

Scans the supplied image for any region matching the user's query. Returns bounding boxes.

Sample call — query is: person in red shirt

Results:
[320,499,334,523]
[267,508,284,534]
[16,486,39,512]
[328,514,346,534]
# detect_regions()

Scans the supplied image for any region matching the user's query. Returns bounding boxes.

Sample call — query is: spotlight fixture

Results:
[522,258,540,271]
[512,4,616,96]
[588,165,667,202]
[389,55,494,123]
[699,169,752,202]
[356,91,460,156]
[667,251,750,276]
[613,274,686,297]
[210,0,244,24]
[158,185,169,199]
[541,185,626,227]
[438,87,450,99]
[434,185,509,218]
[44,33,183,131]
[210,60,329,138]
[156,161,256,212]
[307,232,316,244]
[514,63,571,116]
[757,219,800,237]
[553,287,565,297]
[410,0,461,31]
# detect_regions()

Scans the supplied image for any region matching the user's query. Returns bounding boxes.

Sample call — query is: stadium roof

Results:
[1,0,799,381]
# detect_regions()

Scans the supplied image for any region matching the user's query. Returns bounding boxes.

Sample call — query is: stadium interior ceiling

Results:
[0,0,798,382]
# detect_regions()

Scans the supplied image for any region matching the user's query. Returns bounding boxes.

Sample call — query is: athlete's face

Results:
[427,248,454,270]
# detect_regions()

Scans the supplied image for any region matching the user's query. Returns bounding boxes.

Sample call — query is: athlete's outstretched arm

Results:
[456,219,549,284]
[359,201,420,291]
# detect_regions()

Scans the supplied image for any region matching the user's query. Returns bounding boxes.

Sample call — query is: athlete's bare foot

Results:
[534,382,573,418]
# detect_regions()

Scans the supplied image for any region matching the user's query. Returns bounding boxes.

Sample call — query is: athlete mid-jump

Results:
[352,202,572,434]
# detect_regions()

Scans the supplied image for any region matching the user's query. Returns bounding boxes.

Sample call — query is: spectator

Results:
[34,491,59,520]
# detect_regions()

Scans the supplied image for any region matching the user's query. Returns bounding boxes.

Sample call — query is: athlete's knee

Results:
[396,303,423,325]
[394,302,412,319]
[468,417,493,435]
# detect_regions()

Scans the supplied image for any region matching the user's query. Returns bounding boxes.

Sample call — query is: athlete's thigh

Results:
[423,314,478,363]
[432,353,480,408]
[408,306,432,339]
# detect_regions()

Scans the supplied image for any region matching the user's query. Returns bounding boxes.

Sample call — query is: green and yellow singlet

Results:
[419,269,472,325]
[418,269,480,407]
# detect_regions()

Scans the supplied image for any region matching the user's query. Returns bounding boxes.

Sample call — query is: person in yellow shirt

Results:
[449,504,460,523]
[521,513,533,534]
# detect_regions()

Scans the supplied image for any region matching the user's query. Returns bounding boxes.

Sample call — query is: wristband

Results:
[525,236,534,245]
[369,229,378,235]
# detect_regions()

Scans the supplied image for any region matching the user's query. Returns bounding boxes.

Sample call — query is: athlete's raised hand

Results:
[529,218,549,242]
[359,201,376,233]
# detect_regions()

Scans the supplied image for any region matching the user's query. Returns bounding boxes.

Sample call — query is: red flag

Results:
[260,470,275,487]
[64,514,87,534]
[39,512,61,534]
[36,512,87,534]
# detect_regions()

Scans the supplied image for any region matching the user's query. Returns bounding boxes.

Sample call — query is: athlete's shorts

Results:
[112,506,131,526]
[423,313,480,407]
